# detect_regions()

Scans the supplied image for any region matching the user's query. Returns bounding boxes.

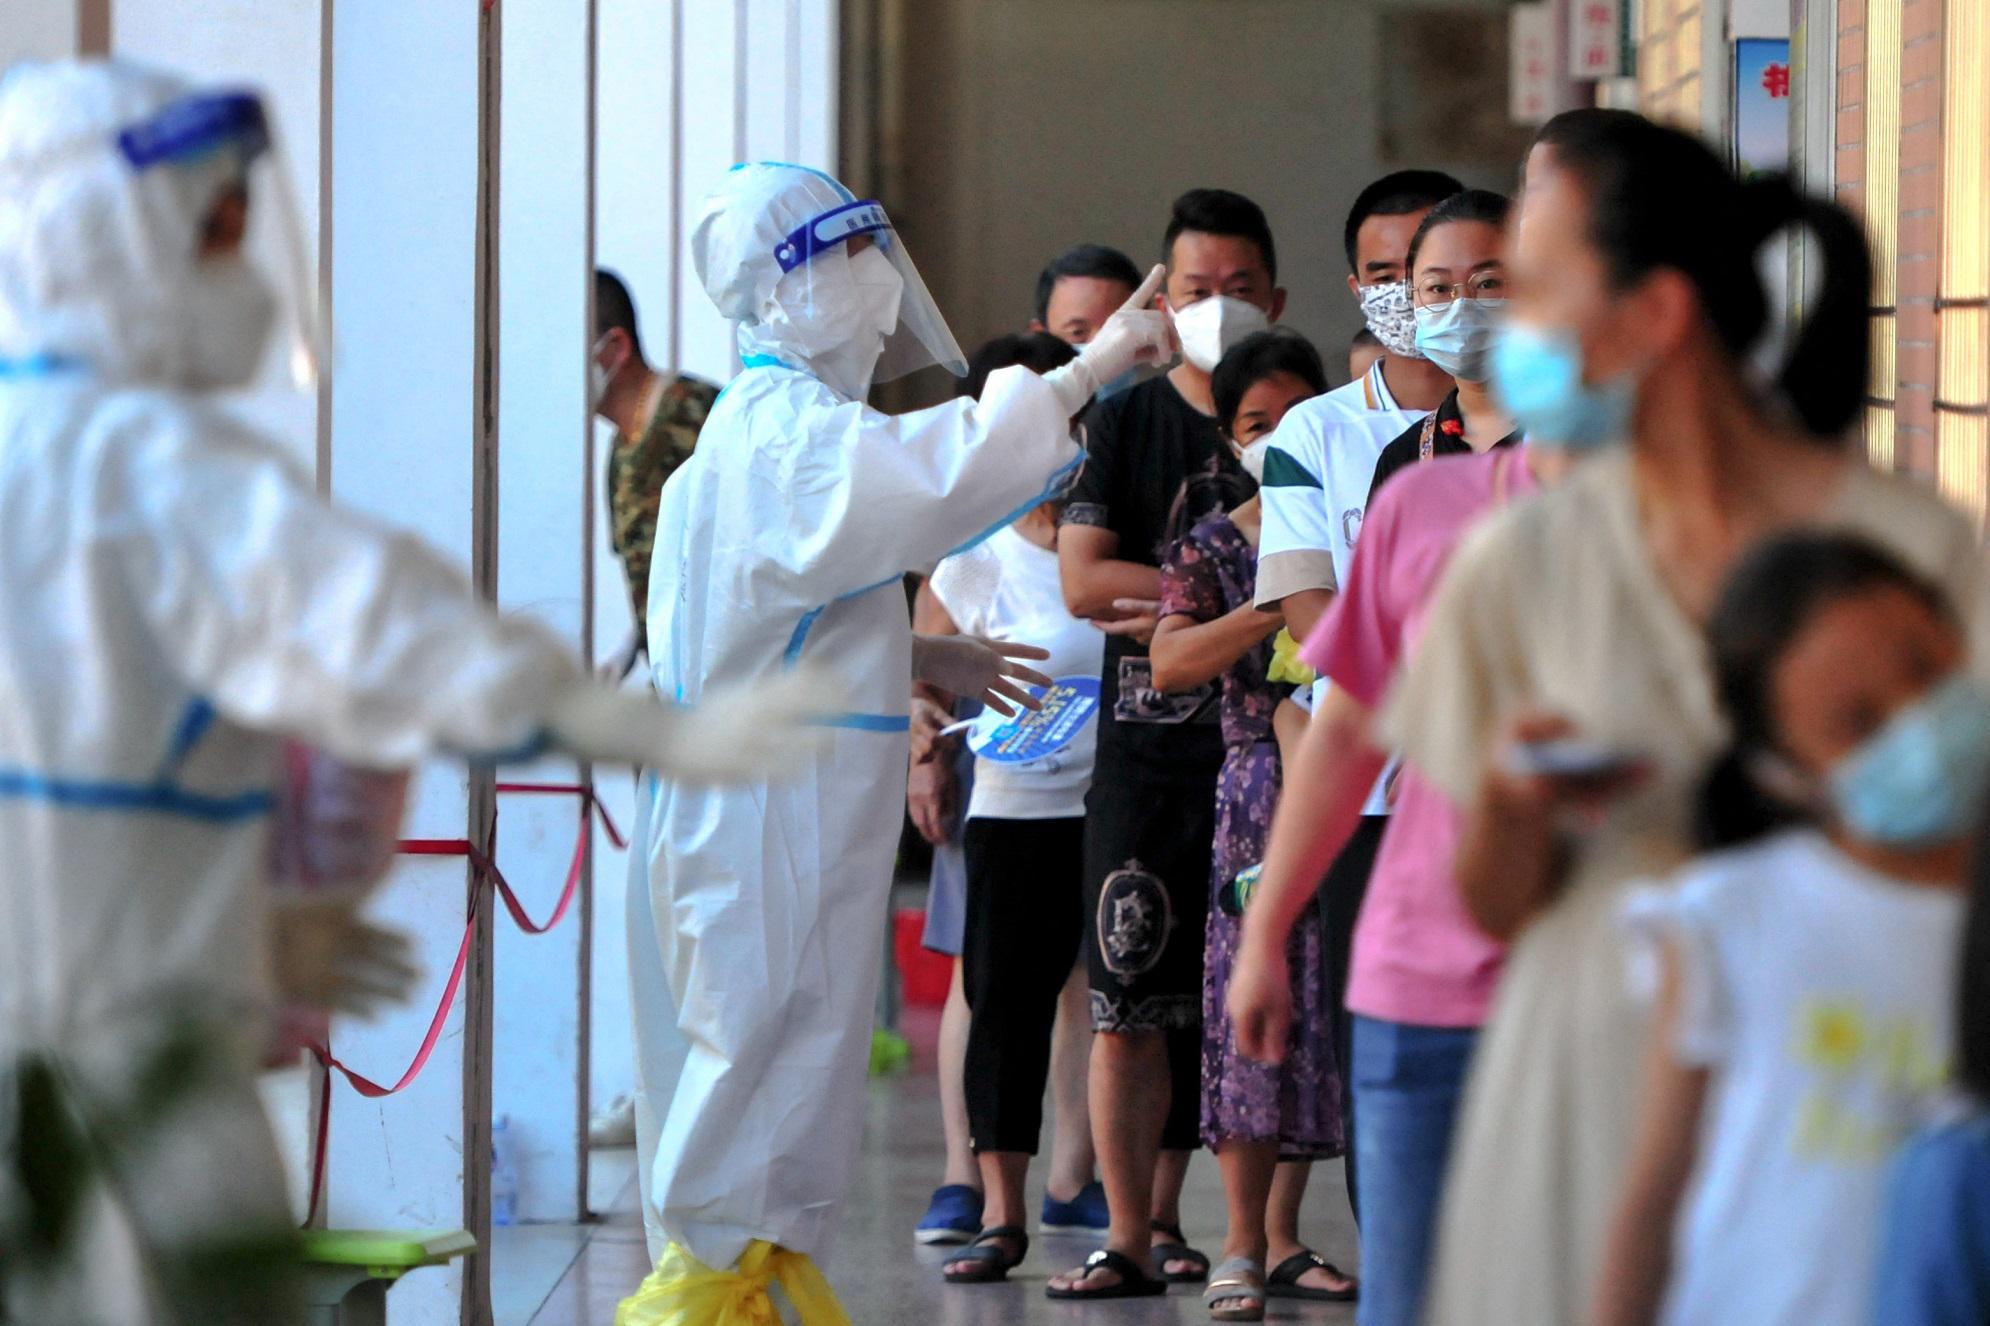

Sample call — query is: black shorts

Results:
[1082,771,1217,1035]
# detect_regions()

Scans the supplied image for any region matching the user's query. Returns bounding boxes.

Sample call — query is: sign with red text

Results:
[1510,2,1557,125]
[1570,0,1626,79]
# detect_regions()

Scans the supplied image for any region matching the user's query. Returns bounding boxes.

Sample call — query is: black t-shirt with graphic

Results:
[1063,375,1241,782]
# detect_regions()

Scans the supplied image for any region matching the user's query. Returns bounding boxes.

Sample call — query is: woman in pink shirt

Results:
[1225,191,1574,1326]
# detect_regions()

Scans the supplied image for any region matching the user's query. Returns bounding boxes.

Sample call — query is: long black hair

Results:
[1698,532,1956,850]
[1532,110,1871,439]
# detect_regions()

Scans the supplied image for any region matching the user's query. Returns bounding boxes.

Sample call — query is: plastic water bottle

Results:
[491,1115,518,1227]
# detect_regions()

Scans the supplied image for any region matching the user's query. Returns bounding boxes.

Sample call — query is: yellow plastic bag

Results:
[1266,627,1317,688]
[616,1239,852,1326]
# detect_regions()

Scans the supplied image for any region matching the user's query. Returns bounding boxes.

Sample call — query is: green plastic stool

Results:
[298,1228,477,1325]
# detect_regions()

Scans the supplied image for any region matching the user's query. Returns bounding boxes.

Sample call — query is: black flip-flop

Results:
[1267,1249,1358,1302]
[1149,1219,1210,1284]
[942,1226,1029,1284]
[1045,1248,1169,1300]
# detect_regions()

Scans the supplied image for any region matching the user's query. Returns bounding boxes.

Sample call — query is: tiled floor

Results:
[495,1008,1360,1324]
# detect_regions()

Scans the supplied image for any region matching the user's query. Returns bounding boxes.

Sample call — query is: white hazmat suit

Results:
[623,162,1173,1321]
[0,61,816,1324]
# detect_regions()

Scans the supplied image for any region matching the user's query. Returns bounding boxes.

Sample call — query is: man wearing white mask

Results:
[1249,170,1459,1228]
[622,161,1174,1324]
[0,60,820,1325]
[589,268,718,682]
[1053,187,1283,1300]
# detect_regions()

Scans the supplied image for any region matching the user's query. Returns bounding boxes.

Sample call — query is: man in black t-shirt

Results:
[1052,189,1284,1299]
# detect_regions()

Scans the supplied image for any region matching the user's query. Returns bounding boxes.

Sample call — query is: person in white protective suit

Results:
[0,61,824,1326]
[619,161,1178,1324]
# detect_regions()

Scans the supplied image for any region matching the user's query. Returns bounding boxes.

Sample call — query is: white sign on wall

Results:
[1511,2,1558,125]
[1570,0,1624,79]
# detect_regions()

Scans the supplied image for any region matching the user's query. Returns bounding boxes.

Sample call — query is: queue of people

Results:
[894,106,1990,1326]
[7,48,1989,1326]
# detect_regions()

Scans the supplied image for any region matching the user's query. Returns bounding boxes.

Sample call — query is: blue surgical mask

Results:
[1490,321,1633,451]
[1828,672,1990,846]
[1414,298,1507,383]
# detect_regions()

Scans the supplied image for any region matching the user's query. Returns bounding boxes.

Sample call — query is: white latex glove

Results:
[270,894,420,1019]
[913,634,1054,717]
[1043,264,1179,415]
[545,669,841,782]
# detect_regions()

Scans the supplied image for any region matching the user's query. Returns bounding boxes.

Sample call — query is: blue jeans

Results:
[1350,1015,1479,1326]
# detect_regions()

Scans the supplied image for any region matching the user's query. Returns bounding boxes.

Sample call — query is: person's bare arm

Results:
[1271,696,1309,770]
[1276,587,1337,646]
[1149,606,1284,693]
[910,578,958,709]
[1592,943,1710,1326]
[1229,686,1388,1061]
[1456,711,1642,942]
[1059,524,1161,620]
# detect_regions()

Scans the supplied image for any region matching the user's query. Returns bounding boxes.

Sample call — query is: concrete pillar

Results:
[492,0,597,1225]
[323,4,496,1322]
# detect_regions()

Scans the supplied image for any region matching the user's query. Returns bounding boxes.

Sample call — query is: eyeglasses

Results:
[1415,272,1506,307]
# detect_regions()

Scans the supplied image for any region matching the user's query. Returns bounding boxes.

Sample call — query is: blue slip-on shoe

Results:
[915,1183,984,1245]
[1039,1179,1110,1235]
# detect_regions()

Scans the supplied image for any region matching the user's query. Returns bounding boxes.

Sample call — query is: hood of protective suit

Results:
[691,162,960,401]
[0,59,273,388]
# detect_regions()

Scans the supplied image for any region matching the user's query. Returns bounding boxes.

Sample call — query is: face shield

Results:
[769,197,965,388]
[116,89,324,390]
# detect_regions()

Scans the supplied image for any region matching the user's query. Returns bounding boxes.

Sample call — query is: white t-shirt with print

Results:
[1623,829,1964,1326]
[929,525,1103,820]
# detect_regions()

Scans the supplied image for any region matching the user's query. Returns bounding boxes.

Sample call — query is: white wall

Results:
[0,0,85,66]
[493,0,595,1225]
[887,0,1521,386]
[324,6,489,1322]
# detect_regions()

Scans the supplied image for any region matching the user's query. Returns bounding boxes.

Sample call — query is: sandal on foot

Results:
[942,1225,1029,1284]
[1045,1248,1169,1300]
[1150,1220,1211,1284]
[1202,1256,1266,1322]
[1266,1248,1358,1302]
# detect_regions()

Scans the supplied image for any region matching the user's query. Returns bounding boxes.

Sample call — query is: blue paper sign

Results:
[967,675,1101,766]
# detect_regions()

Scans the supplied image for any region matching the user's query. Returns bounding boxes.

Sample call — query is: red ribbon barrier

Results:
[302,781,625,1225]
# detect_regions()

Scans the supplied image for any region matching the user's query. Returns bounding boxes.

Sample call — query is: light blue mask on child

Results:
[1490,321,1633,451]
[1828,672,1990,846]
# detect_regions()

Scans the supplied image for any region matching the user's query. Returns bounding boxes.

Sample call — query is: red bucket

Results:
[893,907,953,1007]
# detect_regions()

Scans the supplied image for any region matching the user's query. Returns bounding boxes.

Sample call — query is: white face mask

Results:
[182,258,277,390]
[847,245,905,338]
[588,332,622,412]
[1236,437,1271,483]
[1358,280,1423,360]
[1172,294,1270,373]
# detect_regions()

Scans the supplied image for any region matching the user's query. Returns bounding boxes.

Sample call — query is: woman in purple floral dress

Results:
[1152,330,1354,1320]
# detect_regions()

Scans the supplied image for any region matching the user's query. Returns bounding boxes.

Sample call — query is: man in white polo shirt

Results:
[1251,168,1459,1219]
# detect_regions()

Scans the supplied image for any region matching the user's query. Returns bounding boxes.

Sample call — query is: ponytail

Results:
[1540,114,1873,445]
[1737,176,1873,437]
[1694,747,1809,851]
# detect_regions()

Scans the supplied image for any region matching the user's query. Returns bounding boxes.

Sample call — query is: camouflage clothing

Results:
[610,374,719,650]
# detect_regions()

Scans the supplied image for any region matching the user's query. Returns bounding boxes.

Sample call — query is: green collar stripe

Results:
[1259,448,1322,489]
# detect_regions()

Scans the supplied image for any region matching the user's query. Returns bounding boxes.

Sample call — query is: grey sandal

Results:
[1203,1256,1266,1322]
